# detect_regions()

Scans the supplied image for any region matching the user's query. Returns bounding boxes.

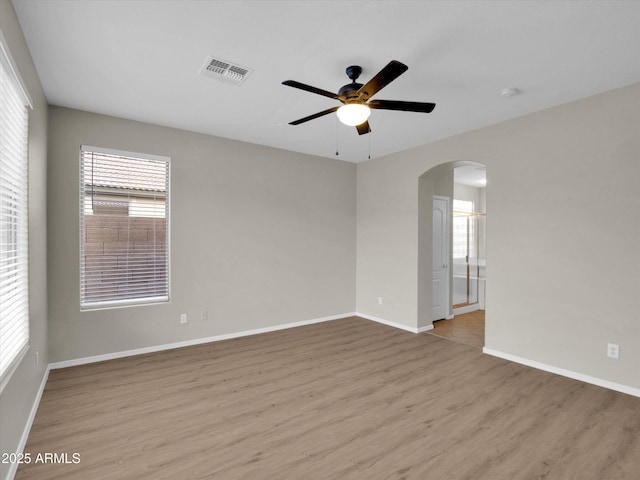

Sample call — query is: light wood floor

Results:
[17,316,640,479]
[429,310,485,348]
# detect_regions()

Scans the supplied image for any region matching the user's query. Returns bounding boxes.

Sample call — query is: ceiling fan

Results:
[282,60,435,135]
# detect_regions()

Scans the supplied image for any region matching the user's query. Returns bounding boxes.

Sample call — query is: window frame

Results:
[79,145,171,311]
[452,199,476,260]
[0,30,32,391]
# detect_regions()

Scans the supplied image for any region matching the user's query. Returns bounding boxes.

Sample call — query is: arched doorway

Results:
[417,160,487,346]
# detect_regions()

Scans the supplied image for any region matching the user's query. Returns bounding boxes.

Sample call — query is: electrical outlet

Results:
[607,343,619,359]
[201,310,208,321]
[180,313,188,324]
[378,296,383,305]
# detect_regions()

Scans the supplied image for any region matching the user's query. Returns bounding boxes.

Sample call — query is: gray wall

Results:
[0,1,48,479]
[357,81,640,390]
[454,183,482,210]
[47,106,357,362]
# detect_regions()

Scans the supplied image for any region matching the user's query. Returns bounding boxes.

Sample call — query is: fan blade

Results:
[282,80,339,100]
[357,60,408,100]
[289,106,339,125]
[356,121,371,135]
[368,99,436,113]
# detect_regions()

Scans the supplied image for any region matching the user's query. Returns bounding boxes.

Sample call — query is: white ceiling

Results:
[454,165,486,188]
[12,0,640,163]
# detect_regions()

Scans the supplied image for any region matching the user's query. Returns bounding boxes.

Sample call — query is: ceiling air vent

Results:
[199,56,253,86]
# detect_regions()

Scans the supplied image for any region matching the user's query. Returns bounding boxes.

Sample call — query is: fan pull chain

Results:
[335,116,340,156]
[368,127,371,160]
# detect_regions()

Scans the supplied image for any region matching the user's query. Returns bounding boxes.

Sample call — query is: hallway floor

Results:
[428,310,485,348]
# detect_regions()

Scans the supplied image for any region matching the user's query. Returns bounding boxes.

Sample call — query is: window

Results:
[0,35,31,385]
[80,146,170,309]
[452,199,475,260]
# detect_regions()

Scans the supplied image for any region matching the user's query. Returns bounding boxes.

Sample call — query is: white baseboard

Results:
[49,312,434,371]
[483,347,640,398]
[417,324,435,333]
[7,366,50,480]
[49,313,356,370]
[355,312,433,334]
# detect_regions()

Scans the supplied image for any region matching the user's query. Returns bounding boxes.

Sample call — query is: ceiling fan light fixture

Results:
[336,103,371,126]
[283,60,434,136]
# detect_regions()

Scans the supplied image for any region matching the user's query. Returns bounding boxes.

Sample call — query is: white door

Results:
[433,196,450,320]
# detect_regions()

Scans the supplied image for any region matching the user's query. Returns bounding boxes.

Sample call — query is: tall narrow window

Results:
[452,199,475,259]
[80,146,170,309]
[0,37,31,384]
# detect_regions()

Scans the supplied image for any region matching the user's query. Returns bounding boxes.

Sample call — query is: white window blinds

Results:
[80,146,170,309]
[0,39,30,384]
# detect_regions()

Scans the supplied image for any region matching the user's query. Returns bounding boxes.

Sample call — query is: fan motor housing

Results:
[338,82,363,99]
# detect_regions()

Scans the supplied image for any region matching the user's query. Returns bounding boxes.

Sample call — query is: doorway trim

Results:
[417,160,487,332]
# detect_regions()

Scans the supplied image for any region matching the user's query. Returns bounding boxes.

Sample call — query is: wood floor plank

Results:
[429,310,485,348]
[16,316,640,479]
